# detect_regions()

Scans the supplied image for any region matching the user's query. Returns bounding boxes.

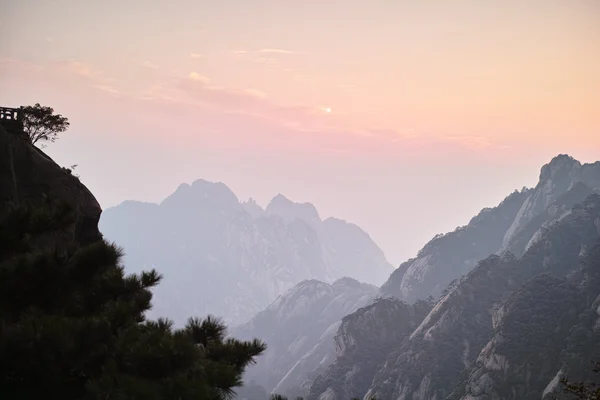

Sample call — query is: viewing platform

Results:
[0,107,24,132]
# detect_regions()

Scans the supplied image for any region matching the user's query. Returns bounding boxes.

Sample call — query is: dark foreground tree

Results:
[0,198,266,400]
[19,103,70,145]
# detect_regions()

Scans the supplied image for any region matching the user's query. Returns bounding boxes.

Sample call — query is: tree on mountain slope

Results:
[19,103,70,146]
[0,197,266,400]
[561,362,600,399]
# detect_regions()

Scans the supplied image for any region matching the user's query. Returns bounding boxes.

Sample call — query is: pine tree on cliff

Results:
[0,197,266,400]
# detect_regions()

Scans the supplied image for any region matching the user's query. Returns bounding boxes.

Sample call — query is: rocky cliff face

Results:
[501,154,600,254]
[231,278,377,398]
[457,274,583,400]
[380,155,600,305]
[364,194,600,400]
[100,183,393,325]
[307,298,432,400]
[0,124,101,247]
[379,188,531,302]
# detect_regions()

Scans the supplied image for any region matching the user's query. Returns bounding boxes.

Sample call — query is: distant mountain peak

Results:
[160,178,239,210]
[241,197,265,219]
[539,154,581,182]
[266,193,321,225]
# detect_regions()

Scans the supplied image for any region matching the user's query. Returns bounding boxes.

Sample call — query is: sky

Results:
[1,0,599,265]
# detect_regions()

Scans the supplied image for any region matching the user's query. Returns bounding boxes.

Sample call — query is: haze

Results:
[1,0,599,264]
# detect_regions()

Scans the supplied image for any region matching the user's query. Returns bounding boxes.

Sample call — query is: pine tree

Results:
[0,198,266,400]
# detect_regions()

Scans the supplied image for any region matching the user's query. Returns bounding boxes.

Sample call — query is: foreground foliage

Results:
[561,362,600,399]
[0,198,266,399]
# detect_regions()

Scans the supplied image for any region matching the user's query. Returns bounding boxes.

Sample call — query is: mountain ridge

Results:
[100,179,393,325]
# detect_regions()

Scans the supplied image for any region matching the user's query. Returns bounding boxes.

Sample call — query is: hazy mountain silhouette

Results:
[99,180,393,325]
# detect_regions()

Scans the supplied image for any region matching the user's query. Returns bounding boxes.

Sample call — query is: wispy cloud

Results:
[59,60,121,96]
[94,84,120,95]
[1,57,506,154]
[188,72,211,83]
[62,61,103,79]
[253,57,279,65]
[189,53,203,59]
[242,88,268,99]
[139,60,159,69]
[258,48,296,54]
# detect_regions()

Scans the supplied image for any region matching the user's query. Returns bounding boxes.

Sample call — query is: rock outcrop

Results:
[307,298,432,400]
[0,123,101,247]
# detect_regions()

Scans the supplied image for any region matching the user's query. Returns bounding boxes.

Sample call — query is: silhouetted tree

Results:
[20,103,70,145]
[0,198,266,400]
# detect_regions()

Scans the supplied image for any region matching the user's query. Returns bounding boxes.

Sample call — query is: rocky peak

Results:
[501,155,600,252]
[160,178,240,212]
[241,197,265,219]
[539,154,581,182]
[266,194,321,227]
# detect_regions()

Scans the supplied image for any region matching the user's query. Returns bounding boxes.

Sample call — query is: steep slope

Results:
[231,278,377,398]
[380,154,600,304]
[457,274,583,400]
[307,298,432,400]
[542,243,600,399]
[502,181,594,257]
[0,124,101,246]
[380,188,531,302]
[365,194,600,400]
[501,154,600,253]
[100,183,392,325]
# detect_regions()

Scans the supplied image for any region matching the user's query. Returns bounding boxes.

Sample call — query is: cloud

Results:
[94,84,120,95]
[258,48,296,54]
[253,57,278,65]
[62,61,102,79]
[140,60,159,69]
[242,89,268,99]
[188,72,211,83]
[3,57,502,154]
[441,135,494,150]
[45,35,54,43]
[189,53,203,59]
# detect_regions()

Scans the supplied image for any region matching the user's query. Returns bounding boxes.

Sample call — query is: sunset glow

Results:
[1,0,599,263]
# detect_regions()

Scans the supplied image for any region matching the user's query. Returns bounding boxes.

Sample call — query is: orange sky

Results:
[1,0,599,263]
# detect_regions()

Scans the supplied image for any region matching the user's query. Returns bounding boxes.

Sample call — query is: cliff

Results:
[0,123,102,247]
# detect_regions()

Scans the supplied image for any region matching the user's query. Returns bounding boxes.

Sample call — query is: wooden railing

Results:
[0,107,24,131]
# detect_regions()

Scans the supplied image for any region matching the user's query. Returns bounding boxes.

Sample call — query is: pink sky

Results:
[1,0,599,264]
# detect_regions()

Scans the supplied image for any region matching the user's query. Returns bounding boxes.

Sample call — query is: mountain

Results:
[379,188,531,302]
[99,181,393,325]
[500,154,600,254]
[309,194,600,400]
[380,154,600,304]
[455,273,583,399]
[307,297,433,400]
[231,277,377,399]
[304,155,600,400]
